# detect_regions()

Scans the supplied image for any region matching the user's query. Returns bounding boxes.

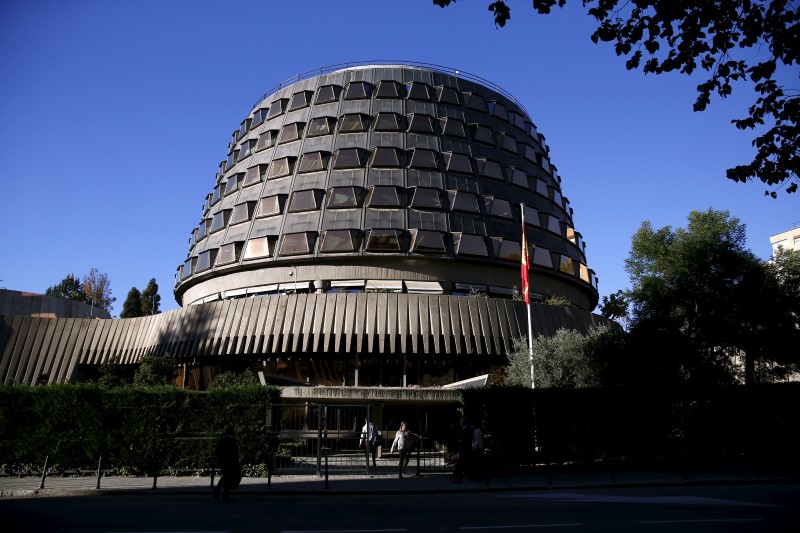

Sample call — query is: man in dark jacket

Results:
[213,427,240,502]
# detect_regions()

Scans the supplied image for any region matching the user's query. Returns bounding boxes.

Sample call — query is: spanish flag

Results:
[521,205,529,305]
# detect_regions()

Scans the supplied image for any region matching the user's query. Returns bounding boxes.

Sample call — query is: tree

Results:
[120,287,143,319]
[210,370,258,389]
[97,355,130,388]
[140,278,161,316]
[45,273,89,303]
[83,268,116,313]
[625,208,798,385]
[599,290,628,323]
[505,326,623,388]
[133,354,177,387]
[435,0,799,197]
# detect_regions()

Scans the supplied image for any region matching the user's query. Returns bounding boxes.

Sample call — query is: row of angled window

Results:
[194,187,566,244]
[227,114,542,172]
[183,230,592,286]
[233,81,536,143]
[216,147,556,200]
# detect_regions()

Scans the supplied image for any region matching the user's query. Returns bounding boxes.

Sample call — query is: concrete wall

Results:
[0,289,111,319]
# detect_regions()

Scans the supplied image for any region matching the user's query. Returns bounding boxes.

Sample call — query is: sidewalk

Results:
[1,464,795,498]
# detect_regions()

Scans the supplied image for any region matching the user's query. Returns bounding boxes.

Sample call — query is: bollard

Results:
[267,454,273,490]
[38,456,49,490]
[211,466,215,489]
[95,456,102,489]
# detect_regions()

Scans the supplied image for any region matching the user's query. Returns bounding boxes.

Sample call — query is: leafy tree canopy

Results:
[45,268,116,312]
[434,0,799,197]
[45,273,88,303]
[625,208,799,384]
[210,370,259,389]
[140,278,161,316]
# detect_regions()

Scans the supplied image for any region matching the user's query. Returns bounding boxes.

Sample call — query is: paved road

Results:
[1,481,798,532]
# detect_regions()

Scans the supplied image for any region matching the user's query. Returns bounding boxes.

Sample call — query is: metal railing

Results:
[249,60,530,117]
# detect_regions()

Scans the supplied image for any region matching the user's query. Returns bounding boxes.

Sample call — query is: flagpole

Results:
[520,204,535,389]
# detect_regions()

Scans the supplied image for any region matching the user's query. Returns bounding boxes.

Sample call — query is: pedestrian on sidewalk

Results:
[390,420,414,478]
[453,416,473,483]
[213,427,241,502]
[361,417,379,468]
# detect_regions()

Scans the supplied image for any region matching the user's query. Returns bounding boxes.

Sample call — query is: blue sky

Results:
[1,0,796,314]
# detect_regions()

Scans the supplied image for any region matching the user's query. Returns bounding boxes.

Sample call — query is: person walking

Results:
[389,420,413,478]
[453,416,472,483]
[213,427,241,502]
[360,417,379,468]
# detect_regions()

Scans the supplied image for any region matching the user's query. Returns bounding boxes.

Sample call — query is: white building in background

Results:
[770,226,800,257]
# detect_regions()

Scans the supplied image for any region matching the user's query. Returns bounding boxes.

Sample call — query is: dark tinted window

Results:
[369,147,403,168]
[243,165,266,187]
[307,116,335,137]
[257,195,285,217]
[366,229,403,252]
[463,92,486,112]
[406,82,431,100]
[407,113,435,134]
[485,196,513,219]
[250,108,268,128]
[332,148,367,169]
[410,187,443,209]
[448,190,480,213]
[224,173,243,195]
[288,90,313,111]
[375,80,403,98]
[327,187,364,208]
[298,151,329,173]
[216,242,238,265]
[279,122,305,144]
[409,148,438,169]
[230,202,253,225]
[508,167,530,188]
[410,230,446,253]
[344,81,371,100]
[255,129,279,151]
[495,239,522,262]
[266,98,288,119]
[210,209,231,233]
[367,186,401,207]
[454,234,488,257]
[316,84,340,104]
[444,152,473,174]
[339,113,370,132]
[279,233,314,256]
[373,112,403,131]
[470,124,494,145]
[268,157,296,178]
[320,229,361,253]
[476,158,504,180]
[498,132,519,154]
[487,101,508,121]
[436,85,460,105]
[439,117,467,138]
[288,190,322,212]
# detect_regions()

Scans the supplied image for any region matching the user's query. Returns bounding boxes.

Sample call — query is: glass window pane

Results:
[333,148,366,169]
[279,122,305,144]
[327,187,362,208]
[533,247,553,268]
[181,258,194,279]
[406,82,431,100]
[366,229,402,252]
[268,157,296,178]
[464,92,486,112]
[436,85,460,105]
[486,197,513,219]
[367,186,401,207]
[339,113,369,132]
[407,113,435,133]
[444,152,473,174]
[536,179,549,197]
[256,130,279,151]
[477,159,504,180]
[369,147,402,168]
[216,242,238,265]
[210,209,231,233]
[238,140,254,160]
[344,81,371,100]
[316,84,340,104]
[560,255,575,275]
[224,174,242,195]
[230,202,251,225]
[196,220,209,241]
[410,187,442,209]
[288,90,313,111]
[508,167,529,188]
[449,190,480,213]
[320,229,360,253]
[257,195,283,217]
[411,230,446,253]
[497,240,521,261]
[196,250,213,272]
[470,124,494,145]
[279,233,312,256]
[298,151,329,173]
[251,108,267,128]
[243,165,264,187]
[244,236,272,260]
[487,101,508,121]
[409,149,438,169]
[289,190,321,212]
[440,117,466,138]
[547,215,562,235]
[523,205,541,227]
[376,80,403,98]
[307,117,334,137]
[455,234,488,257]
[266,98,288,119]
[499,133,518,154]
[211,184,221,205]
[373,112,403,131]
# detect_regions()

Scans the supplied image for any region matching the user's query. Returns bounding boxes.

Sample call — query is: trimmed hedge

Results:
[461,383,800,472]
[0,384,280,476]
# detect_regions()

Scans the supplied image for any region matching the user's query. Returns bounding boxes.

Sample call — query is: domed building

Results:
[0,63,611,388]
[172,63,602,388]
